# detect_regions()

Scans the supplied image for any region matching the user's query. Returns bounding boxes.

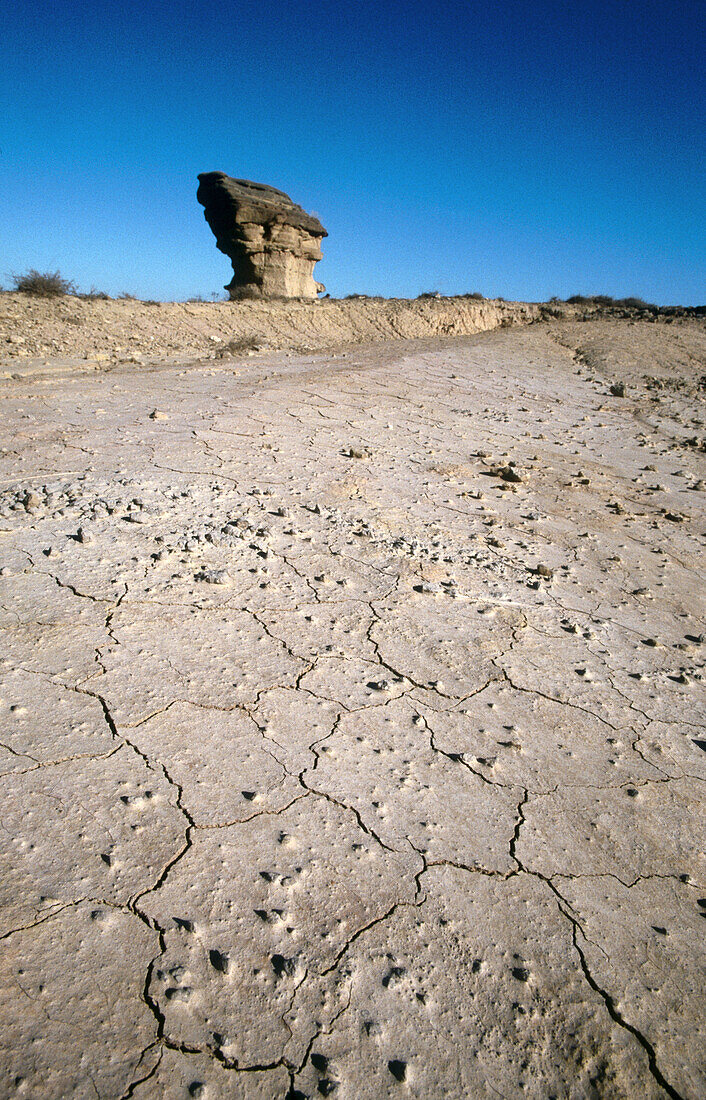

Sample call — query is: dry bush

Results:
[567,294,617,305]
[10,269,76,297]
[78,287,110,300]
[616,296,657,310]
[567,294,657,311]
[217,335,264,357]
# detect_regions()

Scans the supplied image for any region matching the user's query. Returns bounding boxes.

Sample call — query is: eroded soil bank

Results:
[0,292,546,369]
[0,319,704,1098]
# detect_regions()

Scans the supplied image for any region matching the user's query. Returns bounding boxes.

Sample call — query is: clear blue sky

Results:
[1,0,704,303]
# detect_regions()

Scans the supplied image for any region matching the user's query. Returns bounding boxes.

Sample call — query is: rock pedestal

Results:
[197,172,327,300]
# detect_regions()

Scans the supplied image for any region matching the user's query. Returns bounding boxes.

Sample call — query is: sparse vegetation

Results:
[418,290,441,299]
[78,287,110,300]
[619,296,656,310]
[566,294,658,310]
[216,335,264,357]
[10,269,76,297]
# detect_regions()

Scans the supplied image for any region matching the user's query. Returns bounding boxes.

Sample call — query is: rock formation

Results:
[197,172,327,300]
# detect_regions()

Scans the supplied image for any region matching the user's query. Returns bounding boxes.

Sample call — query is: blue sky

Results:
[1,0,704,302]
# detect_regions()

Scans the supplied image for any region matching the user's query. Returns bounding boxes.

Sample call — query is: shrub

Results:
[465,291,485,300]
[616,296,657,310]
[566,294,657,310]
[10,269,76,297]
[218,335,264,356]
[418,290,441,299]
[79,287,110,300]
[117,292,161,303]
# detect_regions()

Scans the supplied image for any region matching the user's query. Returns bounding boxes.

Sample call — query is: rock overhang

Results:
[197,171,327,301]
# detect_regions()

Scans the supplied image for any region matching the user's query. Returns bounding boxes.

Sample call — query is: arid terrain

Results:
[0,292,546,371]
[0,298,704,1098]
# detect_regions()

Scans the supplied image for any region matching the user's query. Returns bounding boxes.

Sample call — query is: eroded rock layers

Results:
[197,172,327,300]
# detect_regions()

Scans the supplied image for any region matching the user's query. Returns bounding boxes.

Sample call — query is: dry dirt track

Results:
[0,321,704,1098]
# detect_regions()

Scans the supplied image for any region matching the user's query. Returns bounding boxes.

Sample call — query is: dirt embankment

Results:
[0,294,547,364]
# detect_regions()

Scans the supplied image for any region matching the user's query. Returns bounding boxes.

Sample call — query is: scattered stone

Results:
[388,1060,407,1082]
[195,568,229,585]
[1,316,704,1099]
[487,464,523,482]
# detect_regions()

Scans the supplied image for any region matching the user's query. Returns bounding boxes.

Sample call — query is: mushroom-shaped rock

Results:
[197,172,327,300]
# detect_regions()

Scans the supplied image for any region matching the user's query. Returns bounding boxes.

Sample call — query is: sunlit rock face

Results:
[197,172,327,300]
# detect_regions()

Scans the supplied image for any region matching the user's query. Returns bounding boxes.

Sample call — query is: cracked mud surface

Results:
[0,320,704,1098]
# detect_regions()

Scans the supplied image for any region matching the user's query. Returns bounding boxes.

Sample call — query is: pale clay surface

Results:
[0,318,704,1098]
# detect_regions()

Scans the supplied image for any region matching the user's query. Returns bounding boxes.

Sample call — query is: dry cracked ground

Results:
[0,319,704,1099]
